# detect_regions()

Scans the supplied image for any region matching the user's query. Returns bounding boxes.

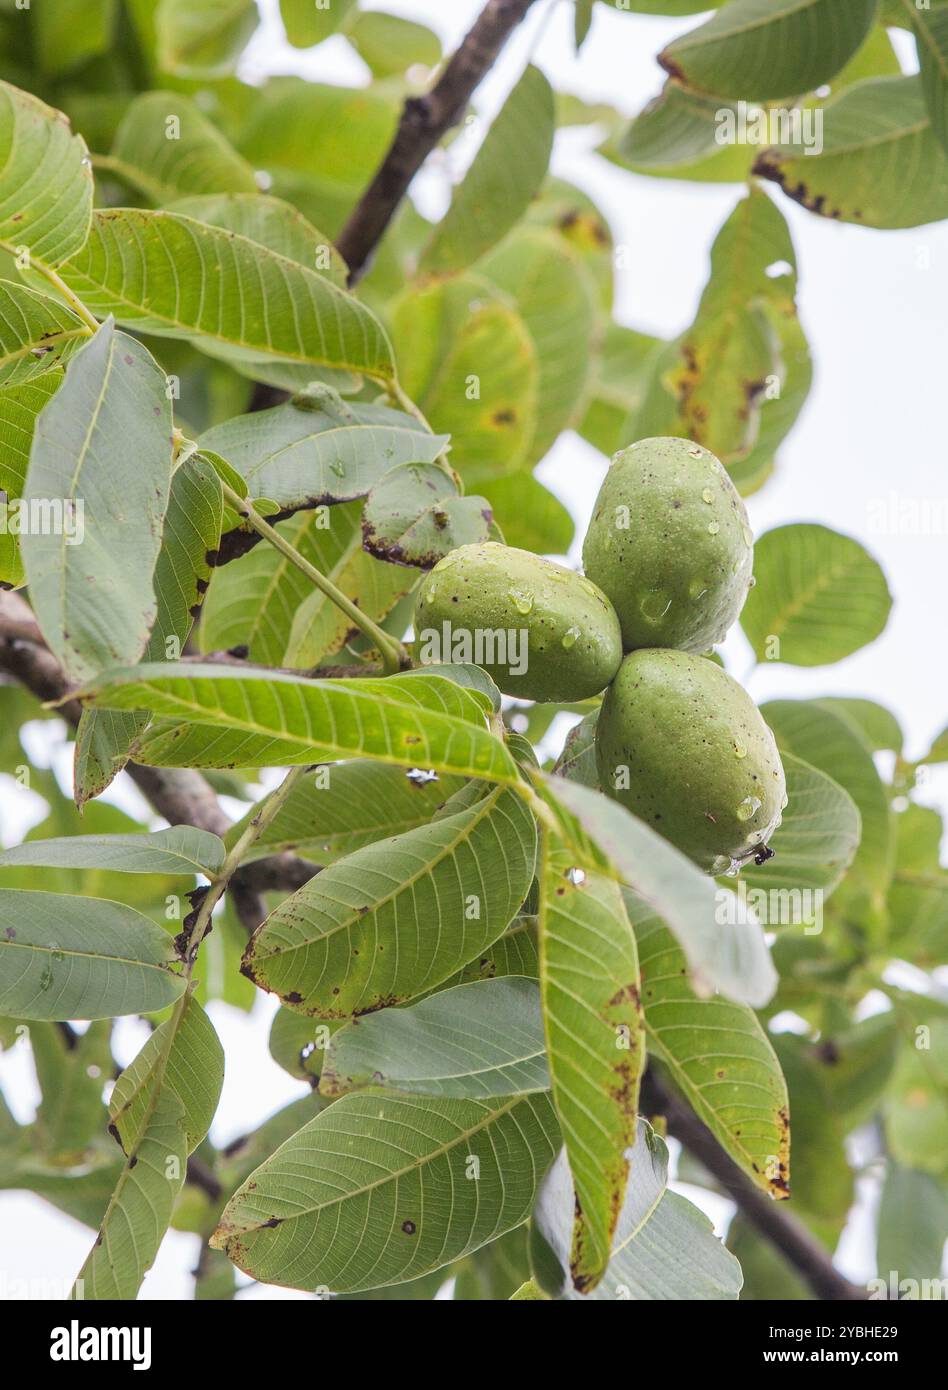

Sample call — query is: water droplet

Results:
[426,583,437,602]
[639,589,672,624]
[742,524,754,547]
[707,521,720,536]
[39,964,53,991]
[701,488,714,504]
[509,588,534,615]
[733,740,747,759]
[329,459,346,478]
[561,625,581,650]
[749,575,757,588]
[781,794,789,809]
[688,577,708,600]
[567,866,586,886]
[710,854,734,876]
[736,796,762,822]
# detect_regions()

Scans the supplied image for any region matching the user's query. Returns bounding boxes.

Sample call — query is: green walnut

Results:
[582,437,754,652]
[596,649,786,873]
[413,541,623,702]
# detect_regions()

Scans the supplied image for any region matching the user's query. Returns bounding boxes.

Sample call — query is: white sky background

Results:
[1,0,946,1299]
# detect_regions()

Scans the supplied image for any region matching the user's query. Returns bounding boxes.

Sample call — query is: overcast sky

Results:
[1,1,945,1298]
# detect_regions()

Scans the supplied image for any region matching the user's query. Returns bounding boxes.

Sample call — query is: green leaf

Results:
[362,462,492,569]
[0,371,61,586]
[80,662,522,781]
[885,1022,948,1175]
[770,1034,853,1232]
[201,499,417,668]
[211,1091,560,1292]
[321,977,549,1099]
[105,92,258,204]
[0,826,225,876]
[280,0,356,48]
[22,319,174,683]
[531,772,777,1008]
[913,2,948,157]
[224,759,468,863]
[32,0,116,76]
[755,76,948,228]
[817,697,903,754]
[532,1123,742,1300]
[156,0,258,77]
[0,889,185,1020]
[71,1088,187,1299]
[578,322,664,457]
[60,209,396,381]
[575,0,594,48]
[170,193,347,284]
[0,281,87,389]
[877,1163,948,1287]
[391,275,538,474]
[199,396,447,509]
[479,226,599,466]
[539,838,644,1291]
[479,472,575,555]
[74,450,224,805]
[660,0,877,102]
[242,785,537,1016]
[611,82,754,183]
[733,752,861,902]
[31,1019,113,1160]
[763,699,893,923]
[344,9,441,77]
[109,994,223,1155]
[628,896,790,1198]
[741,523,893,666]
[0,80,94,266]
[420,67,555,276]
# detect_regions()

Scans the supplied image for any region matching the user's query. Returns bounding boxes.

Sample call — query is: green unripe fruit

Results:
[582,437,754,652]
[595,649,786,873]
[414,541,623,702]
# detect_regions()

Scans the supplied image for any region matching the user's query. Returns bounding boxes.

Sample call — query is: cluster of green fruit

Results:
[415,437,787,875]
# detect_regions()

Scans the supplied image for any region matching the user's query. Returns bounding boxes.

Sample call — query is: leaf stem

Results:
[218,480,410,674]
[31,259,100,334]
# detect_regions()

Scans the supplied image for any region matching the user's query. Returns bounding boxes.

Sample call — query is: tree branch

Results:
[336,0,542,283]
[640,1070,869,1301]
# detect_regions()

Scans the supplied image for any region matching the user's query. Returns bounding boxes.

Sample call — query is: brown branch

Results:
[0,622,316,931]
[640,1070,869,1302]
[336,0,542,283]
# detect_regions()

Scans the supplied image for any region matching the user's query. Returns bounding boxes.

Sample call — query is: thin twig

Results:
[336,0,542,283]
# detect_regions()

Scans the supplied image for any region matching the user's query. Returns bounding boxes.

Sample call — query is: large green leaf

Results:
[242,785,537,1016]
[763,699,893,922]
[0,81,94,266]
[884,1021,948,1175]
[321,977,549,1099]
[877,1163,948,1286]
[539,837,644,1291]
[741,523,892,666]
[755,76,948,228]
[476,472,575,555]
[628,896,790,1198]
[0,889,185,1020]
[156,0,258,77]
[74,450,224,805]
[60,209,396,381]
[531,772,777,1008]
[78,663,522,781]
[170,193,347,283]
[22,319,174,683]
[32,0,116,77]
[660,0,877,102]
[390,275,538,474]
[30,1019,113,1160]
[199,397,447,510]
[0,281,87,388]
[344,9,441,77]
[104,92,258,204]
[532,1123,742,1300]
[733,752,861,901]
[479,227,599,466]
[420,66,554,277]
[0,826,225,876]
[913,2,948,157]
[211,1091,560,1292]
[578,322,664,457]
[225,759,468,863]
[0,371,61,586]
[609,82,754,183]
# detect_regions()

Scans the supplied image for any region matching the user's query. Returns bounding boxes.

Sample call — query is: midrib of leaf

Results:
[261,787,507,955]
[764,554,863,638]
[1,936,176,976]
[229,1093,527,1234]
[58,326,114,637]
[788,85,930,158]
[0,324,86,372]
[245,420,439,485]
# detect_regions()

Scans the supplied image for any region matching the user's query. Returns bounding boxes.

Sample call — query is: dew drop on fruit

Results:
[688,577,709,599]
[708,521,720,536]
[742,524,754,547]
[736,795,762,822]
[561,625,581,650]
[639,589,672,623]
[509,588,534,615]
[701,489,713,504]
[733,739,747,759]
